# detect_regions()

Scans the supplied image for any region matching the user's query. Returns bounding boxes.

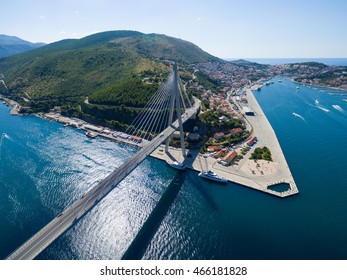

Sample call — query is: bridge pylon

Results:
[165,63,186,157]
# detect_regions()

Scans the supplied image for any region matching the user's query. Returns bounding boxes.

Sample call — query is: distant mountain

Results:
[0,30,220,128]
[0,34,45,58]
[229,59,269,69]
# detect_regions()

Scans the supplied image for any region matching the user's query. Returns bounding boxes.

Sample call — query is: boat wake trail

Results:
[0,133,6,152]
[316,105,330,112]
[332,105,344,112]
[0,133,11,149]
[308,102,330,112]
[292,112,306,121]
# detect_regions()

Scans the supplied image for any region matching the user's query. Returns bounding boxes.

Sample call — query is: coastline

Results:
[43,92,299,198]
[289,77,347,92]
[0,95,21,115]
[151,87,299,198]
[1,91,299,198]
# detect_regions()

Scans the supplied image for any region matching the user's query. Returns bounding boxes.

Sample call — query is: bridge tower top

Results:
[165,63,186,157]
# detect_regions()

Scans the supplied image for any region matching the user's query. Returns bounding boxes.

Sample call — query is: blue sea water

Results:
[1,79,347,260]
[227,58,347,66]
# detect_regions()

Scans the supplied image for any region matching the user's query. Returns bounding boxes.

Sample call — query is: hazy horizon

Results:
[1,0,347,58]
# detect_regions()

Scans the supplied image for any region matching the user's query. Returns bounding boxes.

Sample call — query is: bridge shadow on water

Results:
[186,171,219,212]
[121,172,186,260]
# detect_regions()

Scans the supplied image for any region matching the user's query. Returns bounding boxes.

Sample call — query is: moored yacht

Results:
[85,131,97,139]
[198,170,227,183]
[167,161,186,171]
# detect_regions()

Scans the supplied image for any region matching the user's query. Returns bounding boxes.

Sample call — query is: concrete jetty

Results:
[0,95,20,115]
[151,88,299,198]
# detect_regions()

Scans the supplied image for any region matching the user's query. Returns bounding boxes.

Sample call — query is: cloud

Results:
[74,11,79,15]
[39,15,46,20]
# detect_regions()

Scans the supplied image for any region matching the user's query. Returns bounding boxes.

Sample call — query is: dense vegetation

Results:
[0,30,220,126]
[250,146,272,161]
[89,76,159,107]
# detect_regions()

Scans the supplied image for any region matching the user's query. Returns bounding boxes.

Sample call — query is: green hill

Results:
[0,31,219,128]
[0,34,45,58]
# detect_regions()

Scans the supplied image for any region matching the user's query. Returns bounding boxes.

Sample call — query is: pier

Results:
[151,88,299,198]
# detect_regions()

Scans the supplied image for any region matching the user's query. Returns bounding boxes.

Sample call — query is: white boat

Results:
[167,161,186,171]
[198,170,227,183]
[315,99,319,105]
[85,131,97,139]
[296,87,300,90]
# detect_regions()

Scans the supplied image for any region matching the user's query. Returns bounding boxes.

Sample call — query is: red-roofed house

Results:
[231,128,243,134]
[221,150,238,166]
[214,132,225,141]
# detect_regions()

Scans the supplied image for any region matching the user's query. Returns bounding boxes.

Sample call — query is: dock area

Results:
[0,95,20,115]
[151,88,299,198]
[43,112,147,148]
[2,93,298,198]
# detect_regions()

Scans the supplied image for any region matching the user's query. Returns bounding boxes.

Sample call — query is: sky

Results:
[1,0,347,58]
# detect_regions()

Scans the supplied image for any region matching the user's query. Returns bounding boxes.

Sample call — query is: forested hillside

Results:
[0,31,219,128]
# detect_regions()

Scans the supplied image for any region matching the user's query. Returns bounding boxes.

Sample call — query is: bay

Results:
[227,58,347,66]
[1,78,347,259]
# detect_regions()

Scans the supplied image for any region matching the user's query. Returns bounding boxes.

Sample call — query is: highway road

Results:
[6,100,199,260]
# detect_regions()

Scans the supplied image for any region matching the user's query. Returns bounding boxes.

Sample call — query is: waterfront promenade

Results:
[2,91,298,198]
[151,88,299,198]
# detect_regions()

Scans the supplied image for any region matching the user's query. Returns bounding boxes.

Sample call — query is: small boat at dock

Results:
[85,131,97,139]
[343,99,347,103]
[167,161,186,171]
[198,170,227,183]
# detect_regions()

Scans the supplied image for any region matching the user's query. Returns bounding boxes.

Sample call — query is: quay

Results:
[0,95,20,115]
[151,88,299,198]
[2,90,298,198]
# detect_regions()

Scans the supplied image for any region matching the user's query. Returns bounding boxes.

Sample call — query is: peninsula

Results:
[151,86,298,198]
[0,30,319,198]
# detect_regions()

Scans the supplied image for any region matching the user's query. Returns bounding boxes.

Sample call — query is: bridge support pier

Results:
[165,63,186,158]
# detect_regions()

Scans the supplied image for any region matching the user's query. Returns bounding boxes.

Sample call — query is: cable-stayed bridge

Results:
[6,63,200,260]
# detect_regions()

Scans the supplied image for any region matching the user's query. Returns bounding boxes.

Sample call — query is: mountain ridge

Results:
[0,30,220,129]
[0,34,45,58]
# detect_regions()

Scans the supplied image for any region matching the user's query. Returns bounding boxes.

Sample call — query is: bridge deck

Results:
[6,101,200,260]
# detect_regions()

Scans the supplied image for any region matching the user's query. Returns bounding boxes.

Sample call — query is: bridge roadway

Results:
[6,101,200,260]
